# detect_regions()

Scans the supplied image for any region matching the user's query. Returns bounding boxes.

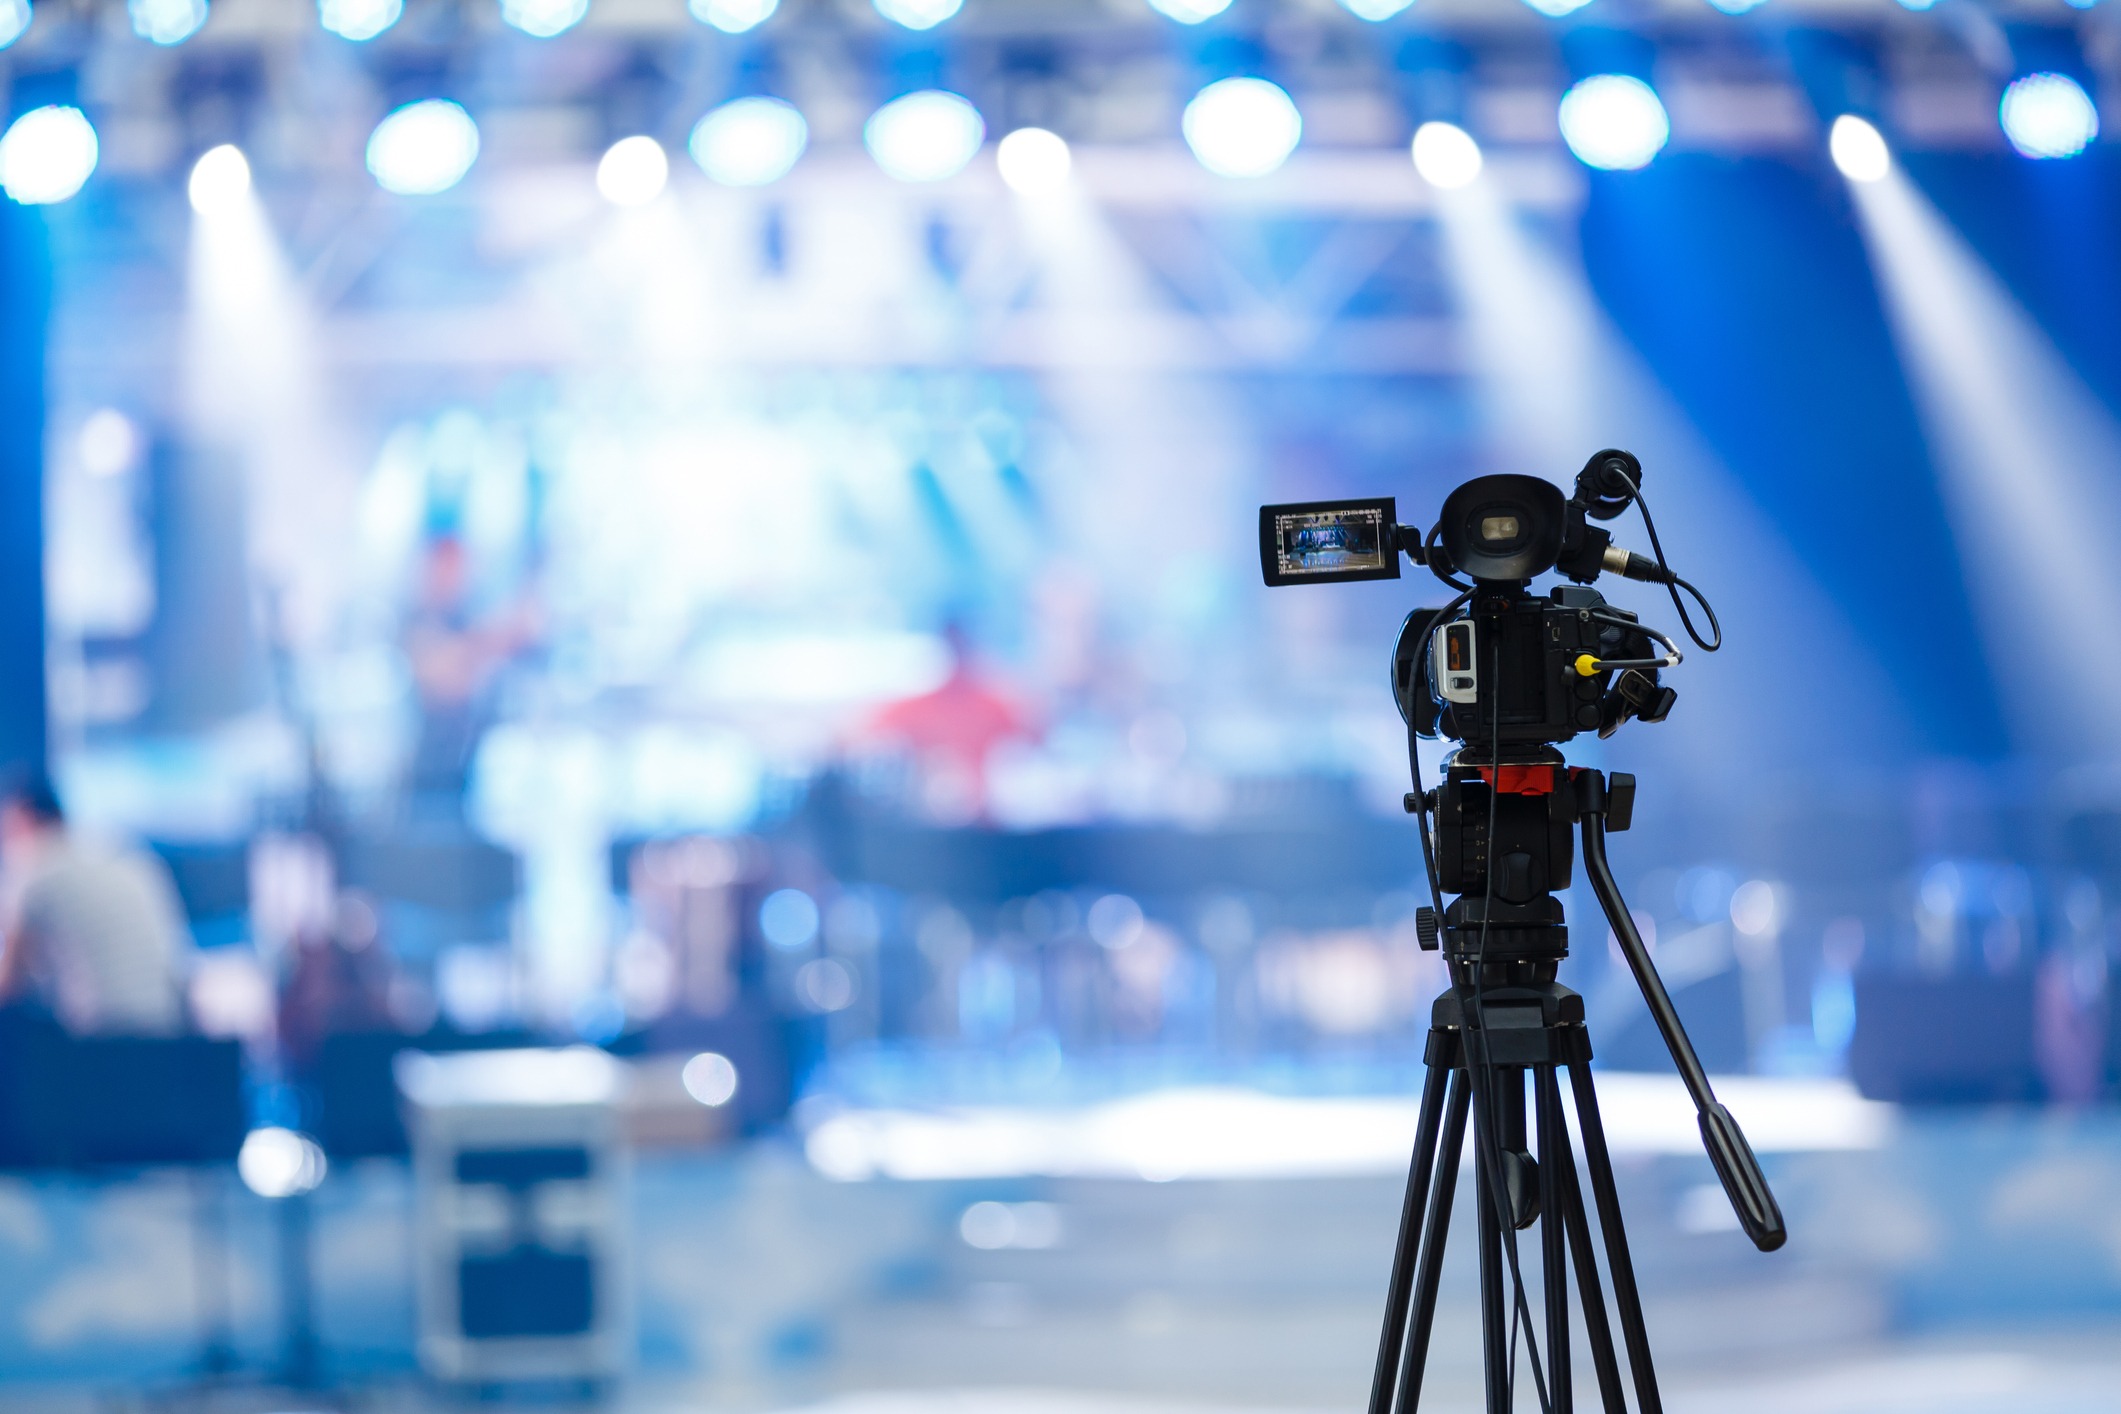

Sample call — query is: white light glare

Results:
[1703,0,1767,13]
[78,410,140,477]
[874,0,959,28]
[682,1051,740,1106]
[1829,115,1889,183]
[366,100,480,195]
[238,1127,327,1199]
[1999,73,2099,161]
[1557,74,1670,171]
[690,0,774,29]
[690,97,808,186]
[130,0,206,43]
[597,135,668,205]
[1521,0,1594,16]
[1411,121,1482,189]
[1338,0,1413,18]
[0,106,99,206]
[499,0,586,36]
[1182,77,1303,179]
[1890,0,1938,11]
[1147,0,1232,22]
[864,90,986,183]
[187,144,250,214]
[997,127,1072,194]
[318,0,400,40]
[0,0,31,49]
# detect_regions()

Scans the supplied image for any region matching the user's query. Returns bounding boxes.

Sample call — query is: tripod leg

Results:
[1394,1070,1471,1414]
[1535,1066,1571,1413]
[1568,1060,1664,1414]
[1545,1068,1627,1413]
[1368,1058,1452,1414]
[1476,1139,1510,1414]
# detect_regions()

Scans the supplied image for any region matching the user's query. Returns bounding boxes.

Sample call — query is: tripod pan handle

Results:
[1699,1102,1787,1251]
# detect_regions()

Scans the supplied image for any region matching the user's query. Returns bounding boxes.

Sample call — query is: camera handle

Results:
[1575,771,1788,1254]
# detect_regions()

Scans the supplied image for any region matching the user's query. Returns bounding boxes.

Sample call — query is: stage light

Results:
[1521,0,1594,16]
[499,0,585,36]
[997,127,1071,194]
[689,0,773,30]
[1411,121,1481,189]
[318,0,399,39]
[1181,77,1302,179]
[1338,0,1413,17]
[689,96,808,186]
[1829,115,1889,182]
[1703,0,1767,12]
[1999,73,2098,160]
[0,0,30,49]
[1147,0,1232,21]
[864,90,985,182]
[682,1051,739,1106]
[366,100,479,195]
[1890,0,1938,10]
[238,1127,327,1198]
[129,0,206,43]
[1557,74,1669,171]
[597,135,668,205]
[874,0,959,27]
[0,106,98,206]
[187,144,250,214]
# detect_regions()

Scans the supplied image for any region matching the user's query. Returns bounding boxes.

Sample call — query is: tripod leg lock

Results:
[1571,769,1636,832]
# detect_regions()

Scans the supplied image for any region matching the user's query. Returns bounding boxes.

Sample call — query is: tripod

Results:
[1369,763,1785,1414]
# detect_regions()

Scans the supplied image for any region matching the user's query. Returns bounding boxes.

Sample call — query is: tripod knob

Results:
[1414,907,1439,951]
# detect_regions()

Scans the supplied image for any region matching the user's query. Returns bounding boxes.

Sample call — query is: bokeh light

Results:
[1558,74,1670,171]
[366,100,480,195]
[1999,73,2099,160]
[0,106,99,206]
[864,91,985,183]
[1181,77,1302,179]
[689,97,808,186]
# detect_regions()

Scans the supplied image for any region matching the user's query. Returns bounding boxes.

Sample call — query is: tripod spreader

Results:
[1577,774,1786,1253]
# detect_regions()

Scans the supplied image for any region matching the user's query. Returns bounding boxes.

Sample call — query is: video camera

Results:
[1259,450,1701,752]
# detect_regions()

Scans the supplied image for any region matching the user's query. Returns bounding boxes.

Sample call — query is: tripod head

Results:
[1258,451,1784,1257]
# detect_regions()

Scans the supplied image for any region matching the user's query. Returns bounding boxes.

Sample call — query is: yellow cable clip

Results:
[1573,654,1601,678]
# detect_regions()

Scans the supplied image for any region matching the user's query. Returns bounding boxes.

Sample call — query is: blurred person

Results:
[278,890,399,1071]
[403,535,541,818]
[0,773,193,1036]
[859,624,1034,823]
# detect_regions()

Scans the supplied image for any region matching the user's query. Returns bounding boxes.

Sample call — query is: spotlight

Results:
[597,135,668,205]
[689,0,773,30]
[690,96,808,186]
[1828,115,1889,182]
[318,0,399,39]
[1999,73,2099,160]
[366,100,479,195]
[681,1051,739,1107]
[864,90,985,183]
[1557,74,1669,171]
[1890,0,1938,10]
[1703,0,1767,12]
[1182,77,1302,179]
[996,127,1071,194]
[187,143,250,213]
[1411,121,1481,189]
[1147,0,1232,21]
[1338,0,1413,17]
[0,0,30,49]
[238,1127,327,1199]
[129,0,206,44]
[0,106,98,206]
[873,0,959,28]
[499,0,586,36]
[1521,0,1594,16]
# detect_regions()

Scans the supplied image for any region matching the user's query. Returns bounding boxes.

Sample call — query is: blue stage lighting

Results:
[690,97,808,186]
[318,0,400,39]
[864,90,985,182]
[1557,74,1669,170]
[1521,0,1594,16]
[1703,0,1767,13]
[129,0,206,43]
[1338,0,1413,17]
[873,0,959,28]
[366,100,479,195]
[1147,0,1231,21]
[1182,77,1302,178]
[0,105,98,205]
[0,0,30,49]
[187,143,250,214]
[996,127,1071,194]
[1999,73,2099,159]
[1828,115,1889,182]
[597,136,668,206]
[689,0,774,30]
[499,0,585,36]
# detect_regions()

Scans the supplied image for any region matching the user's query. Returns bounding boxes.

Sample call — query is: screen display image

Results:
[1258,499,1400,585]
